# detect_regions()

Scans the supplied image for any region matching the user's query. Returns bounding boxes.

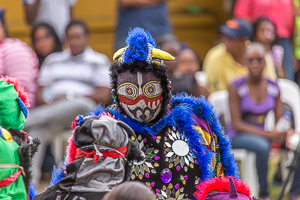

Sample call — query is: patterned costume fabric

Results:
[0,77,40,200]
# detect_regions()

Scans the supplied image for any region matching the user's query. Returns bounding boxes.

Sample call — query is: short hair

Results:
[65,20,89,35]
[102,181,155,200]
[247,42,266,55]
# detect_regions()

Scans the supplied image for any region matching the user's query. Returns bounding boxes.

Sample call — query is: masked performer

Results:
[35,27,239,200]
[108,27,239,199]
[0,76,40,200]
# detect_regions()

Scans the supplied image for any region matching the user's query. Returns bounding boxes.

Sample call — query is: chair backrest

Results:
[207,90,231,125]
[195,71,207,87]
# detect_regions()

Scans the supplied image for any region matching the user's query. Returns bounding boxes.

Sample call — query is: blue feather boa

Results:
[49,93,239,185]
[90,93,239,180]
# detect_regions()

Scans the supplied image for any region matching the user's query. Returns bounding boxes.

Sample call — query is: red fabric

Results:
[75,146,128,163]
[194,177,252,200]
[233,0,294,38]
[0,169,22,188]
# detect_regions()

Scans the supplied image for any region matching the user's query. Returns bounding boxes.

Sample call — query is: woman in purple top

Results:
[228,43,299,200]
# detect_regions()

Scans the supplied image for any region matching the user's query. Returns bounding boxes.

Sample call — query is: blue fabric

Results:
[16,97,28,118]
[116,3,171,49]
[231,133,270,197]
[278,38,294,81]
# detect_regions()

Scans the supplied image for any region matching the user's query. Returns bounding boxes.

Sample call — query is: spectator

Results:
[158,34,209,98]
[115,0,172,50]
[253,18,285,78]
[203,18,277,93]
[0,14,38,107]
[233,0,295,81]
[177,48,201,75]
[24,20,111,185]
[102,181,155,200]
[23,0,77,41]
[31,23,62,67]
[227,43,300,200]
[31,23,63,181]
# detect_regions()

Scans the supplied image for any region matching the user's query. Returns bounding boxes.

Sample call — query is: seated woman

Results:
[227,43,299,200]
[253,18,285,78]
[31,23,63,181]
[31,23,62,68]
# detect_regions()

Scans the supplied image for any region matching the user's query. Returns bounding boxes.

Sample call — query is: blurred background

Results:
[1,0,232,59]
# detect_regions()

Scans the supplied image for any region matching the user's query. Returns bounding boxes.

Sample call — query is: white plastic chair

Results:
[195,71,207,87]
[53,130,72,165]
[208,90,259,197]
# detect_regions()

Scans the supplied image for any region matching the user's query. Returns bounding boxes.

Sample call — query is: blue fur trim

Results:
[88,93,239,180]
[50,161,66,187]
[28,182,38,200]
[16,97,28,118]
[123,27,156,63]
[172,93,240,179]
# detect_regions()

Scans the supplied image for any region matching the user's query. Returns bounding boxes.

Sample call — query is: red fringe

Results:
[194,177,252,200]
[1,76,30,107]
[66,134,77,164]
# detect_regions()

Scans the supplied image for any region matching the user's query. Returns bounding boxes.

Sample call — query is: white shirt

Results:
[24,0,77,41]
[38,48,111,99]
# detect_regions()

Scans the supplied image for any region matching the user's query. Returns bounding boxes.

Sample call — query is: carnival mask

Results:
[117,71,163,123]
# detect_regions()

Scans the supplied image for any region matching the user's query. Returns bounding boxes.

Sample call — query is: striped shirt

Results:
[0,38,39,107]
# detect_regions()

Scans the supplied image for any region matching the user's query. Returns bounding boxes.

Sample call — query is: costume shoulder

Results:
[172,93,239,178]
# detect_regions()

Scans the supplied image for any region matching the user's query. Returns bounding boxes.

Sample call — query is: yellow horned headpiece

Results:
[113,27,174,65]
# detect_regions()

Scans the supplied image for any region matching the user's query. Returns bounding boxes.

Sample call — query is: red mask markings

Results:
[118,94,162,109]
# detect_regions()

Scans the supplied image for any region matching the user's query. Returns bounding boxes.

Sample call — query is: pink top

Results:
[234,0,294,38]
[0,38,39,107]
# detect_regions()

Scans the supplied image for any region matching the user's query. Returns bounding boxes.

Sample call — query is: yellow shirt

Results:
[203,44,277,93]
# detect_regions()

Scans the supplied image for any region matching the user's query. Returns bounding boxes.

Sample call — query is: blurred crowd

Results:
[1,0,300,199]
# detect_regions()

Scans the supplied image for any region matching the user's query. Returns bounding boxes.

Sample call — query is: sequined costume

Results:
[0,77,40,200]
